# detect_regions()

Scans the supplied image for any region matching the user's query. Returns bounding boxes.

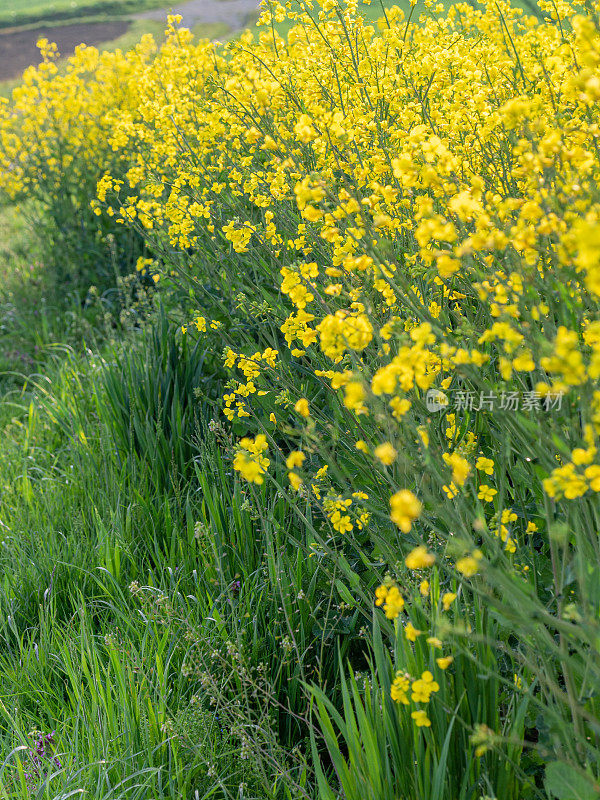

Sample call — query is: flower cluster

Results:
[233,434,270,485]
[391,669,440,727]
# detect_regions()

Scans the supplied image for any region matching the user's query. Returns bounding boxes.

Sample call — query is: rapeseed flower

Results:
[375,584,405,620]
[411,671,439,703]
[294,398,310,418]
[404,622,422,642]
[405,546,435,569]
[442,592,457,611]
[391,672,410,705]
[390,491,422,533]
[411,710,431,727]
[375,442,397,465]
[478,485,497,502]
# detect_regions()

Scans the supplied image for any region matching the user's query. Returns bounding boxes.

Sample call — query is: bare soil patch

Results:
[0,20,129,81]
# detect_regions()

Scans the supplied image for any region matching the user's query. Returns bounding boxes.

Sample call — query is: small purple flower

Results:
[25,731,62,790]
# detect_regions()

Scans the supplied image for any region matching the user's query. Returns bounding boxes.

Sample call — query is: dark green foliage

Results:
[98,311,223,492]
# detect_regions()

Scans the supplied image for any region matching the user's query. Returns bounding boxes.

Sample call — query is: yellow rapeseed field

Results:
[2,0,600,791]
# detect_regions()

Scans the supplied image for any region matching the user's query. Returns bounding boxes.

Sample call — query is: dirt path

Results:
[0,20,129,81]
[137,0,259,30]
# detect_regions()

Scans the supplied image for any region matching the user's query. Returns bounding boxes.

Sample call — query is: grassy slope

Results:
[0,205,266,798]
[0,206,69,377]
[0,0,165,29]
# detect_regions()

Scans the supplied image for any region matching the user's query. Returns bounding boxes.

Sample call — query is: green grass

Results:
[0,215,250,797]
[0,377,272,796]
[0,0,165,29]
[0,205,80,380]
[0,198,319,800]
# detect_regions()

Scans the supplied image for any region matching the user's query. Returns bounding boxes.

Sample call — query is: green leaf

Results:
[545,762,598,800]
[335,579,356,607]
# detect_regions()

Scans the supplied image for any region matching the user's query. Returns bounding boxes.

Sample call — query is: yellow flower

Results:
[239,434,268,455]
[572,447,596,466]
[233,435,270,485]
[233,452,268,485]
[295,398,310,417]
[286,450,305,469]
[405,545,435,570]
[411,710,431,727]
[514,673,523,689]
[443,452,471,486]
[390,396,411,419]
[436,656,454,669]
[501,509,518,524]
[385,587,405,619]
[222,221,254,253]
[471,723,495,757]
[391,672,410,705]
[404,622,422,642]
[512,350,535,371]
[456,554,481,577]
[374,585,387,607]
[442,592,457,611]
[419,580,430,597]
[344,381,367,413]
[330,511,353,533]
[390,490,422,533]
[355,440,369,453]
[443,482,459,499]
[478,484,497,502]
[136,256,153,272]
[585,464,600,491]
[427,637,443,649]
[375,584,404,620]
[411,671,439,703]
[288,471,303,491]
[375,442,397,465]
[476,457,494,475]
